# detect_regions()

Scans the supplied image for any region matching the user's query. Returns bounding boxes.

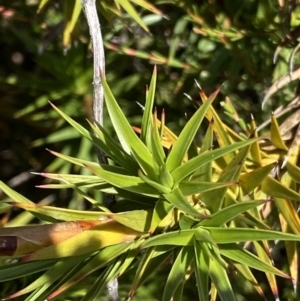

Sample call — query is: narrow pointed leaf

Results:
[209,248,237,301]
[150,199,174,233]
[115,0,149,32]
[63,0,81,46]
[205,227,300,243]
[162,246,194,301]
[163,187,208,218]
[102,75,156,179]
[0,181,32,204]
[159,164,174,188]
[219,244,289,277]
[141,229,195,248]
[166,96,214,172]
[253,241,279,300]
[194,242,210,301]
[203,144,250,212]
[0,260,56,281]
[179,181,236,196]
[86,164,159,197]
[234,263,266,298]
[111,209,152,232]
[274,197,300,235]
[249,115,263,165]
[286,160,300,183]
[270,113,288,151]
[88,120,139,173]
[141,66,157,142]
[262,175,300,201]
[138,169,171,194]
[8,202,111,221]
[240,163,275,194]
[199,200,266,227]
[6,256,85,299]
[195,120,213,182]
[171,138,255,184]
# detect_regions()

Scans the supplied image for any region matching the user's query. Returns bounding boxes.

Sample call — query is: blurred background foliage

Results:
[1,0,300,300]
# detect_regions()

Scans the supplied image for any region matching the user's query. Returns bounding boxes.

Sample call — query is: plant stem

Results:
[81,1,119,300]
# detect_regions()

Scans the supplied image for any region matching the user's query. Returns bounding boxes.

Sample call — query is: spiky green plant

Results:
[1,67,300,301]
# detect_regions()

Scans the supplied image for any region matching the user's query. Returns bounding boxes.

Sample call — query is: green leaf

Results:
[199,200,266,227]
[47,149,100,168]
[205,227,300,243]
[86,164,159,197]
[179,215,198,230]
[9,202,111,221]
[209,246,237,301]
[138,169,171,194]
[34,172,101,183]
[141,66,157,143]
[63,0,81,46]
[6,258,83,299]
[0,260,57,282]
[163,187,207,217]
[111,209,152,232]
[219,243,289,278]
[286,160,300,183]
[240,163,275,194]
[88,120,139,173]
[194,242,210,301]
[118,241,141,277]
[129,247,155,295]
[261,175,300,201]
[171,138,256,184]
[194,227,217,246]
[202,144,250,212]
[150,199,174,232]
[141,229,195,248]
[0,181,33,204]
[102,75,156,179]
[270,113,288,151]
[149,111,166,168]
[162,246,194,301]
[166,95,214,172]
[159,164,174,189]
[49,102,92,140]
[115,0,149,32]
[233,263,266,299]
[179,181,236,196]
[193,120,213,182]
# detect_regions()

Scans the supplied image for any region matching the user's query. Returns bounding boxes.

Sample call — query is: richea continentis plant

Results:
[1,67,300,301]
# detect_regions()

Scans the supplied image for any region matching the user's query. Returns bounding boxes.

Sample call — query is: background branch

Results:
[81,0,119,300]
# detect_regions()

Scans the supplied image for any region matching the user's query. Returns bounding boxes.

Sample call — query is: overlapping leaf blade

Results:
[166,93,214,172]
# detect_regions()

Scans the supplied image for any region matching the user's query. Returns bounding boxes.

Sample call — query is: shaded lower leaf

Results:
[194,241,210,301]
[219,243,289,278]
[162,246,194,301]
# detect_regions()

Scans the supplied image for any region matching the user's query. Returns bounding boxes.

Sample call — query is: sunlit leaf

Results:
[22,221,141,261]
[171,138,255,184]
[166,94,214,172]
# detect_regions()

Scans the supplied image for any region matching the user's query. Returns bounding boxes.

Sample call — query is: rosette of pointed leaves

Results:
[1,68,300,301]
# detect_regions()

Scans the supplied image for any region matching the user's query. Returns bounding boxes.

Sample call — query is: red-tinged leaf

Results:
[21,221,141,261]
[0,221,103,256]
